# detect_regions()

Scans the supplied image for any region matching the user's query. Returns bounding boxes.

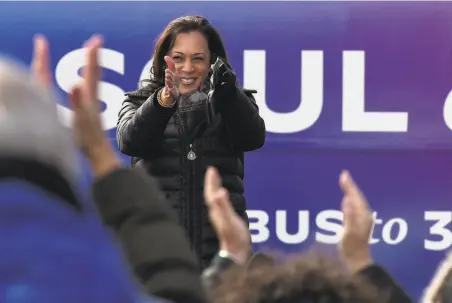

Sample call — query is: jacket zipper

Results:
[187,142,197,257]
[176,110,199,253]
[175,112,191,244]
[177,110,205,261]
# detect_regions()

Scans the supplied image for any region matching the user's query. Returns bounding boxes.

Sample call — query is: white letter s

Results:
[55,48,125,131]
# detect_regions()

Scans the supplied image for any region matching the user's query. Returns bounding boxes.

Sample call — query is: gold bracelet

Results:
[157,89,175,108]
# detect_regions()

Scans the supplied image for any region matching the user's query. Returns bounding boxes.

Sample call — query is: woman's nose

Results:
[181,61,194,73]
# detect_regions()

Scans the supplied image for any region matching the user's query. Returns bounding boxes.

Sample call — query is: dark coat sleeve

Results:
[116,88,176,157]
[357,264,413,303]
[92,168,208,303]
[216,86,266,152]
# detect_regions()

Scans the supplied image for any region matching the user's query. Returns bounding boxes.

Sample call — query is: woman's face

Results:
[167,31,211,94]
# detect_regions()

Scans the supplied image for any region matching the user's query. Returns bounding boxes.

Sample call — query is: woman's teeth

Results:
[180,78,196,85]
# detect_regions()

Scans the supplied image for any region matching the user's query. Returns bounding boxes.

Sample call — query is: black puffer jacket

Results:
[116,84,266,269]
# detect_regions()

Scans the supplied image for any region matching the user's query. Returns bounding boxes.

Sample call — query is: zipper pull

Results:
[187,144,197,161]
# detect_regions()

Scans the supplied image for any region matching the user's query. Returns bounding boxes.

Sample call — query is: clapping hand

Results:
[210,57,236,89]
[338,170,374,273]
[160,56,180,105]
[30,34,120,177]
[204,166,250,265]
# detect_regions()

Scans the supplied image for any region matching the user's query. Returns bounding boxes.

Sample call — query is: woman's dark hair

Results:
[139,15,228,94]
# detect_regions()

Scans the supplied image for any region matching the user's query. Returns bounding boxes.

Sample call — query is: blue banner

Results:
[1,1,451,299]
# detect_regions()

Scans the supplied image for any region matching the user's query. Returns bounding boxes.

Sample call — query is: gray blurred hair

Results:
[0,55,78,183]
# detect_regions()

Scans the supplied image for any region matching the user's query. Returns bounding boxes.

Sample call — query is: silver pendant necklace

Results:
[187,144,196,161]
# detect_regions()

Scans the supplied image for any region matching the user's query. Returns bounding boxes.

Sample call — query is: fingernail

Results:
[92,35,104,46]
[34,35,43,48]
[340,171,348,184]
[34,34,43,41]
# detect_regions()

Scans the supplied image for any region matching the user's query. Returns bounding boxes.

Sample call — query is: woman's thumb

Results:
[164,56,175,72]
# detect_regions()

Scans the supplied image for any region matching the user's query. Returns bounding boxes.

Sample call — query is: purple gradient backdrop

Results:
[0,1,451,299]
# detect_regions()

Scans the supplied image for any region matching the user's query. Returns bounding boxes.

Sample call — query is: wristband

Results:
[157,89,176,108]
[212,250,237,271]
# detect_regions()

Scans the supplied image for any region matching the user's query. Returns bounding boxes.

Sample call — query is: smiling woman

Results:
[115,15,266,270]
[169,31,210,94]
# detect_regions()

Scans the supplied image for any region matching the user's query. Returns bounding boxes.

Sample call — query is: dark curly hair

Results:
[441,271,452,303]
[212,251,386,303]
[139,15,228,95]
[422,250,452,302]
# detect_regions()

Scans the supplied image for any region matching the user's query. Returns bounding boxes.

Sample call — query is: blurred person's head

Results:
[0,56,153,303]
[213,251,384,303]
[422,250,452,303]
[145,15,228,94]
[441,271,452,303]
[0,55,79,204]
